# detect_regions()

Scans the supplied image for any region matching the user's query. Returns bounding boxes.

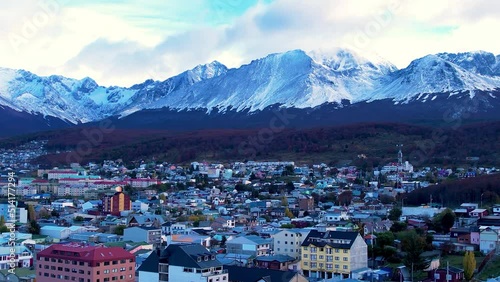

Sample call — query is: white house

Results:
[132,200,149,213]
[40,226,72,239]
[479,227,500,254]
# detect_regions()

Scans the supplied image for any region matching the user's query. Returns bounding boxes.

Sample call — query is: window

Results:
[335,256,339,261]
[79,270,84,274]
[104,262,110,266]
[303,254,308,258]
[310,247,317,253]
[104,270,109,274]
[343,265,348,269]
[327,264,333,270]
[335,249,339,253]
[319,255,324,259]
[343,257,348,261]
[310,255,317,261]
[310,262,317,268]
[327,256,333,262]
[303,262,308,266]
[335,264,339,269]
[304,247,308,251]
[277,241,280,244]
[326,248,332,254]
[343,250,348,253]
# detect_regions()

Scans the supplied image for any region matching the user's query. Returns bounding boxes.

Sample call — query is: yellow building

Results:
[300,230,367,279]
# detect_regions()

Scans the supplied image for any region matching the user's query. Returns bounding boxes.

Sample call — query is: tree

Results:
[433,208,456,233]
[281,197,288,207]
[285,208,295,219]
[398,230,429,271]
[388,207,402,221]
[27,205,36,221]
[74,216,84,222]
[114,225,126,235]
[51,210,60,218]
[28,220,41,235]
[463,250,476,281]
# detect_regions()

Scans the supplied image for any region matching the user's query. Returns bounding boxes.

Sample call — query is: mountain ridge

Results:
[0,49,500,137]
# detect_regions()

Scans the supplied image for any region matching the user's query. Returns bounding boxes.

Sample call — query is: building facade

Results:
[102,187,131,216]
[36,242,135,282]
[273,229,310,259]
[301,230,367,279]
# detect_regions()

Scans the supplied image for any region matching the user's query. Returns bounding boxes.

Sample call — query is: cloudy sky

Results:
[1,0,499,87]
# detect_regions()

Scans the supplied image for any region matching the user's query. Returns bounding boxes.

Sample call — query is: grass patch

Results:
[477,256,500,280]
[441,254,485,271]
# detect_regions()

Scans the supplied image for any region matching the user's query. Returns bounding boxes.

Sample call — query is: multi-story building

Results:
[273,229,310,259]
[138,243,227,282]
[0,202,28,223]
[36,242,135,282]
[47,169,79,180]
[301,230,367,279]
[102,187,131,216]
[298,195,315,211]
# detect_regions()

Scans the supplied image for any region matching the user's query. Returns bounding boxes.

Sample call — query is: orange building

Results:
[36,242,135,282]
[102,186,131,215]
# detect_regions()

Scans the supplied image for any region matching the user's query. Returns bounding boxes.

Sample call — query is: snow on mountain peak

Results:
[1,49,500,124]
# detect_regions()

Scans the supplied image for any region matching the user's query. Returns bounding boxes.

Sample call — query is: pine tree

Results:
[463,250,476,281]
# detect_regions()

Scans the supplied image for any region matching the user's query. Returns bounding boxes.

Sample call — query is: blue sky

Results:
[1,0,499,86]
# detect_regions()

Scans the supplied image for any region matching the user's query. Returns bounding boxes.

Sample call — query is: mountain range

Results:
[1,48,500,137]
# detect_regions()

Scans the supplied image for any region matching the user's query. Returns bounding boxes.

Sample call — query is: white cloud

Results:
[0,0,499,87]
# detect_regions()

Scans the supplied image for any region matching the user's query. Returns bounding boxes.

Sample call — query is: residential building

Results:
[0,245,33,270]
[301,230,368,279]
[0,202,28,223]
[479,227,500,254]
[102,187,131,216]
[138,243,227,282]
[469,209,488,218]
[273,229,310,259]
[36,242,135,282]
[493,205,500,215]
[254,254,296,271]
[428,267,464,282]
[298,195,314,211]
[51,199,74,211]
[123,226,162,246]
[226,235,272,257]
[47,169,79,180]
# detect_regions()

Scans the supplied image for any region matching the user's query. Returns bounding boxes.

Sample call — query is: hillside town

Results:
[0,148,499,282]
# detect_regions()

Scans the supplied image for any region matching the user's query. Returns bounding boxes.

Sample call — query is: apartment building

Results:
[36,242,135,282]
[273,229,310,259]
[301,230,367,279]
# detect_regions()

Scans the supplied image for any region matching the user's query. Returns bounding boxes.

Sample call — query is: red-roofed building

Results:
[36,243,135,282]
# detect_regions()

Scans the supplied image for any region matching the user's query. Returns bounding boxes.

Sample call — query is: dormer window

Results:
[204,256,208,261]
[197,257,201,262]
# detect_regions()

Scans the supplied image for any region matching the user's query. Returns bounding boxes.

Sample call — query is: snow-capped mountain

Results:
[0,49,500,136]
[0,67,135,123]
[366,54,500,102]
[121,48,397,114]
